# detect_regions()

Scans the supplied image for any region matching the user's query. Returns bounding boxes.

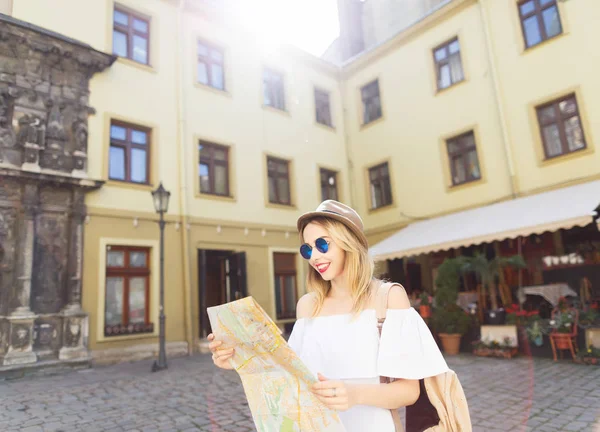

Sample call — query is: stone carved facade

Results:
[0,15,114,370]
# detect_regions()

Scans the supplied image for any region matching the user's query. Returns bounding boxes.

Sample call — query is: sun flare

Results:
[227,0,339,56]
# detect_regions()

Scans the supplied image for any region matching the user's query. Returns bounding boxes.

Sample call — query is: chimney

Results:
[337,0,365,60]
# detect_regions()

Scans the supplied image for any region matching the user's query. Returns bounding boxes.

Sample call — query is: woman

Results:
[208,200,449,431]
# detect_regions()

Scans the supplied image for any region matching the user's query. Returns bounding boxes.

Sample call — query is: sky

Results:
[234,0,340,56]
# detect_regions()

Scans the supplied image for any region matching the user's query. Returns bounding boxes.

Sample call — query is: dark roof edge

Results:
[0,13,116,63]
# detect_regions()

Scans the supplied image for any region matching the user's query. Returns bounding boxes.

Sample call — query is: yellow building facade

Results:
[5,0,599,363]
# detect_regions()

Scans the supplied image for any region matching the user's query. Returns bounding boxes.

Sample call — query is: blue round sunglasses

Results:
[300,237,330,260]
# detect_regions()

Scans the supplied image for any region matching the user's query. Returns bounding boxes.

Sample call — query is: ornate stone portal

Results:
[0,15,114,371]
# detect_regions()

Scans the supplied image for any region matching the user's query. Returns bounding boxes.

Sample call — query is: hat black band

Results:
[322,209,343,217]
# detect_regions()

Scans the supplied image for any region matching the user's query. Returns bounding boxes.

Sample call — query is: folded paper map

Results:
[207,296,346,432]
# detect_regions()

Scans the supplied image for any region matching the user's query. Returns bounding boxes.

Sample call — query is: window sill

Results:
[97,332,158,343]
[195,192,236,202]
[116,57,157,74]
[107,180,154,192]
[360,115,385,131]
[538,146,593,168]
[314,121,336,133]
[262,105,291,117]
[194,82,232,98]
[266,202,297,210]
[435,78,467,96]
[367,202,395,214]
[446,176,485,193]
[520,31,568,56]
[104,323,155,338]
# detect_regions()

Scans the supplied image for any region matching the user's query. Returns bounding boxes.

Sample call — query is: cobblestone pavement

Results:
[0,354,599,432]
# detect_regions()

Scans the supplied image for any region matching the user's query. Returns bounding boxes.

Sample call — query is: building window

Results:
[536,94,586,159]
[320,168,338,201]
[368,162,392,209]
[446,131,481,186]
[267,156,291,205]
[199,141,230,196]
[109,121,150,184]
[518,0,562,49]
[197,40,225,90]
[361,80,382,125]
[104,246,153,337]
[315,88,333,127]
[112,6,150,65]
[433,38,464,90]
[263,68,285,111]
[273,252,297,320]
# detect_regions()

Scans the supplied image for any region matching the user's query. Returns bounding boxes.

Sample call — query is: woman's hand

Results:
[207,333,235,370]
[311,373,358,411]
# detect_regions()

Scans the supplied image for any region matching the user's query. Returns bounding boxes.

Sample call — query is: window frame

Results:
[368,162,393,209]
[104,245,153,337]
[108,120,151,185]
[197,39,225,90]
[263,68,286,111]
[319,168,339,201]
[267,156,292,206]
[198,140,230,196]
[535,93,587,160]
[432,37,464,91]
[314,88,333,127]
[517,0,563,49]
[360,79,383,125]
[445,131,481,187]
[113,5,151,65]
[273,252,298,321]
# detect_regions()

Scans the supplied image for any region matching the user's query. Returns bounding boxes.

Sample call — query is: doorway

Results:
[198,249,247,338]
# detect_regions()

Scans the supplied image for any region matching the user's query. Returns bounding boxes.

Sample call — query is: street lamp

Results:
[151,182,170,372]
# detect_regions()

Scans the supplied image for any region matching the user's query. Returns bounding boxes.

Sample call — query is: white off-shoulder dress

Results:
[287,307,449,432]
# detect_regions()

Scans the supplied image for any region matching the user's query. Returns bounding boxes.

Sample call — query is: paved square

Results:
[0,353,598,431]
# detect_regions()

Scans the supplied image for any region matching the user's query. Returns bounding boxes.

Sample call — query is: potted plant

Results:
[432,258,471,355]
[419,292,432,318]
[575,345,600,366]
[548,308,576,350]
[472,336,518,359]
[432,303,472,355]
[576,303,600,356]
[578,309,599,328]
[459,252,526,325]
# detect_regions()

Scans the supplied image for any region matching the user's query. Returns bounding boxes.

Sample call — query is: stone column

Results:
[64,189,85,311]
[12,184,37,316]
[59,188,89,361]
[2,183,38,366]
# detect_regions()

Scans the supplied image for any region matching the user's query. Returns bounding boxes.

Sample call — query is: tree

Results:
[459,252,526,311]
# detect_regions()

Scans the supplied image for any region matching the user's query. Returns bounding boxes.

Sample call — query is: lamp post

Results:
[151,182,170,372]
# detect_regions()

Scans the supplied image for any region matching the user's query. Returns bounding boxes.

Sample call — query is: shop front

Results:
[370,180,600,359]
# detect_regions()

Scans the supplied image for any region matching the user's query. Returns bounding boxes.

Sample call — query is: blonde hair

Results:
[300,217,376,317]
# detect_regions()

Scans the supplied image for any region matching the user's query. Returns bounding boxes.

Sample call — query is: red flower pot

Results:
[553,335,571,350]
[419,305,431,318]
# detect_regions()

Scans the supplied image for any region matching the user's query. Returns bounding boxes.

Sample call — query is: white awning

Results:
[370,180,600,260]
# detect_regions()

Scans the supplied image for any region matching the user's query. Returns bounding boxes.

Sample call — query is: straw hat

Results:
[296,200,368,249]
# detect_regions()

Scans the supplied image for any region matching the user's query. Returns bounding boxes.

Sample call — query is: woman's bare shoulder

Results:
[387,282,410,309]
[372,279,410,310]
[296,292,317,319]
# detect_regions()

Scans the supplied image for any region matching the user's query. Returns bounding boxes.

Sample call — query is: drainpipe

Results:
[479,0,518,198]
[175,0,194,355]
[338,72,357,208]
